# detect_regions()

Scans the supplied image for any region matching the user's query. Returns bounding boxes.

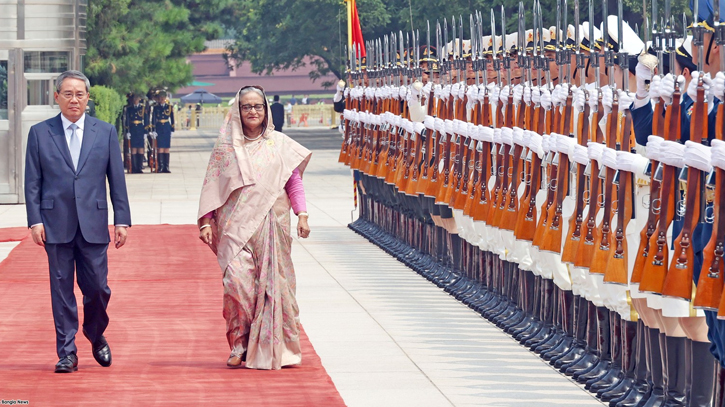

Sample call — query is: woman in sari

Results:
[197,85,311,370]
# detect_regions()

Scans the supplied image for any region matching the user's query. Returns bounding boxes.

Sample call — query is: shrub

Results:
[89,85,124,135]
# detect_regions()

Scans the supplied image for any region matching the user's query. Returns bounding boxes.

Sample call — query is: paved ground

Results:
[0,127,604,406]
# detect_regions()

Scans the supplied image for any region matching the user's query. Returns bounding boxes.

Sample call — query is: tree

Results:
[89,85,125,127]
[85,0,235,95]
[225,0,689,88]
[224,0,396,88]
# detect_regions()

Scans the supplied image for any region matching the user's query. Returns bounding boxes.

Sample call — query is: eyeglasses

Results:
[59,92,87,101]
[241,104,265,113]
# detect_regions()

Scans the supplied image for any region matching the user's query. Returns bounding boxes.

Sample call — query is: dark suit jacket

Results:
[270,102,285,131]
[25,114,132,244]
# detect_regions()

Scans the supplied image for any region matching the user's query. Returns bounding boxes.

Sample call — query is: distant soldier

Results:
[270,94,285,131]
[124,94,147,173]
[152,91,175,173]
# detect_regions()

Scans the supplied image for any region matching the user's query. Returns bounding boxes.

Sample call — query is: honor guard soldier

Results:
[121,93,133,172]
[152,91,175,173]
[125,94,148,173]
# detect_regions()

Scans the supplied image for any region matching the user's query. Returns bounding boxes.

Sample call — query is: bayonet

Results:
[440,17,451,83]
[618,0,630,93]
[502,5,511,86]
[459,15,465,84]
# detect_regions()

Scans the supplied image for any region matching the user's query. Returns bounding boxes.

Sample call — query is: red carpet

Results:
[0,225,346,407]
[0,226,30,242]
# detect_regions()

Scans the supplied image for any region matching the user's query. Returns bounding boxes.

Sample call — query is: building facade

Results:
[0,0,87,203]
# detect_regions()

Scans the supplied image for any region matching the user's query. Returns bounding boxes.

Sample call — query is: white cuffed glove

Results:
[523,85,532,105]
[491,85,501,105]
[333,81,345,102]
[499,85,510,105]
[551,84,562,106]
[649,75,661,101]
[558,84,570,105]
[687,71,712,101]
[540,88,552,110]
[601,85,613,114]
[125,132,131,140]
[618,90,635,111]
[684,140,713,173]
[574,87,586,112]
[588,88,600,111]
[532,86,541,105]
[635,62,654,99]
[688,71,716,111]
[660,73,686,105]
[712,72,725,103]
[512,84,524,105]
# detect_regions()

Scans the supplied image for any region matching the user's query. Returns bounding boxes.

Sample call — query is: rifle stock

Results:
[661,82,707,300]
[695,103,725,310]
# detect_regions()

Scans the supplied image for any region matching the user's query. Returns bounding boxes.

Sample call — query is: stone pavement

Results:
[0,127,604,406]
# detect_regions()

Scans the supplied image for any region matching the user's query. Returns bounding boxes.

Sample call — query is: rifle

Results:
[589,2,619,275]
[661,8,709,299]
[697,9,725,310]
[122,105,132,173]
[338,46,353,164]
[638,40,683,293]
[516,3,544,241]
[470,34,494,223]
[604,4,636,285]
[631,11,666,286]
[562,1,591,264]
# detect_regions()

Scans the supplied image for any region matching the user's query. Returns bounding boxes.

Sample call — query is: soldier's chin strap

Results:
[706,31,716,66]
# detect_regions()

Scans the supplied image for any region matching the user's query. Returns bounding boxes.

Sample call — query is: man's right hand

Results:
[31,224,45,247]
[125,133,131,140]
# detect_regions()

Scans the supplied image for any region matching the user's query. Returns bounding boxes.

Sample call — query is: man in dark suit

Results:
[25,70,132,373]
[270,94,285,131]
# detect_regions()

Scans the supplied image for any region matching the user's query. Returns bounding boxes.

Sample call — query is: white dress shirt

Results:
[61,113,86,149]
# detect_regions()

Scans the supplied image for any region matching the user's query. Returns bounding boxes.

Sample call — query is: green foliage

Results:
[89,85,125,127]
[225,0,692,87]
[85,0,236,95]
[0,62,7,111]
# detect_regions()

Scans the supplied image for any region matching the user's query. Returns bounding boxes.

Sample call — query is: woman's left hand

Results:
[297,216,310,238]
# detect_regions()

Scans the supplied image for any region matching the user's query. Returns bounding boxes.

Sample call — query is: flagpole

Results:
[347,0,353,51]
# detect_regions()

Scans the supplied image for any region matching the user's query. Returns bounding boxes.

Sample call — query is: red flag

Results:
[349,0,366,57]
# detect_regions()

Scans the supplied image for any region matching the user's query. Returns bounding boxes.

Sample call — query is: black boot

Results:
[161,153,171,173]
[576,307,612,384]
[565,301,601,376]
[590,312,626,393]
[660,336,686,406]
[715,364,725,407]
[554,295,588,368]
[610,320,650,406]
[543,290,575,361]
[639,330,666,407]
[132,153,143,173]
[686,340,715,407]
[600,319,637,401]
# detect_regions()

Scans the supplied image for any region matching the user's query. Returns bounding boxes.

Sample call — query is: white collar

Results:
[61,113,86,131]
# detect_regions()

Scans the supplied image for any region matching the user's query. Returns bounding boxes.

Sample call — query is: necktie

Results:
[69,123,80,170]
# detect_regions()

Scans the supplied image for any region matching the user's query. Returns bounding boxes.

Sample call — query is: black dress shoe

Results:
[91,336,112,367]
[84,329,112,367]
[55,354,78,373]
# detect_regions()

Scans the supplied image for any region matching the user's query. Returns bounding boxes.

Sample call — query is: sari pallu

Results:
[198,87,311,370]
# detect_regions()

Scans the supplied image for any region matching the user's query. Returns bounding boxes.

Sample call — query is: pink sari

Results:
[198,87,311,369]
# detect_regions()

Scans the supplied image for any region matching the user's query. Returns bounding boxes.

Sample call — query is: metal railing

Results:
[177,104,340,130]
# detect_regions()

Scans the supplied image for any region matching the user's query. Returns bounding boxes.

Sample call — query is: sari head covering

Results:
[198,85,311,270]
